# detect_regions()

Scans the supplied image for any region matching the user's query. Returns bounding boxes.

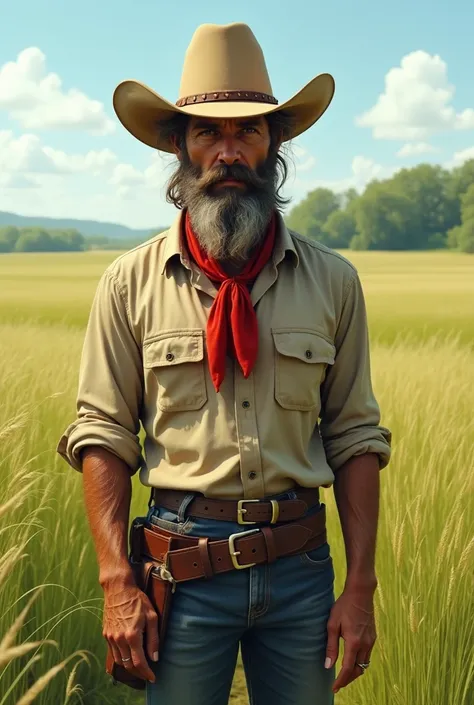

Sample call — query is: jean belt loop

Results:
[177,492,197,523]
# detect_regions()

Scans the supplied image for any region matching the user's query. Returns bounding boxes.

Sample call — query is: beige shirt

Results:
[57,210,392,499]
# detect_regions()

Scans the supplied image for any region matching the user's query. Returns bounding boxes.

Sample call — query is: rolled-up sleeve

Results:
[319,271,392,472]
[56,268,144,475]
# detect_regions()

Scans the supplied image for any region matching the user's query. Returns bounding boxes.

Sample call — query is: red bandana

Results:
[183,210,276,392]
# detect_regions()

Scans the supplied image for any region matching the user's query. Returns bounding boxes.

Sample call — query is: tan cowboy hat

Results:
[113,22,335,153]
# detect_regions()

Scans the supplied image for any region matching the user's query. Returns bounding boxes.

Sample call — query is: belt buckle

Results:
[237,499,280,525]
[237,499,260,525]
[228,528,260,569]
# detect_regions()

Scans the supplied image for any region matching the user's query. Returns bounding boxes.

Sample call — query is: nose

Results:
[217,137,241,166]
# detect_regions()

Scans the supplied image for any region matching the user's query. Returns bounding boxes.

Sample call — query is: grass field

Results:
[0,249,473,704]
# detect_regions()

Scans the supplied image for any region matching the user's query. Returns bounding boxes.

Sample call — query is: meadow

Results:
[0,249,473,704]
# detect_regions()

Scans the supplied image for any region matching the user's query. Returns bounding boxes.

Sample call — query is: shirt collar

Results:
[160,209,299,275]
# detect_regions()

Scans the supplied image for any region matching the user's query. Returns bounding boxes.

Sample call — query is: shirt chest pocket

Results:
[272,328,336,411]
[143,330,207,412]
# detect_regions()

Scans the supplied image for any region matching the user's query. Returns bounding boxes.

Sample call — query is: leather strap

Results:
[140,506,327,583]
[176,89,279,108]
[151,487,320,524]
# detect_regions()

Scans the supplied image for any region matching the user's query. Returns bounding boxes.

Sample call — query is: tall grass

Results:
[0,249,473,703]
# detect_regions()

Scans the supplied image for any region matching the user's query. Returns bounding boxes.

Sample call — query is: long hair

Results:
[158,111,296,210]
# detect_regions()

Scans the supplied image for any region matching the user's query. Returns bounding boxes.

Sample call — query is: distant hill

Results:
[0,210,165,240]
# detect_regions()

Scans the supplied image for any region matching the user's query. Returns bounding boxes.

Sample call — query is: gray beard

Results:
[187,190,274,264]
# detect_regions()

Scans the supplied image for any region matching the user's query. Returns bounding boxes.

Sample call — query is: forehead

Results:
[187,115,269,131]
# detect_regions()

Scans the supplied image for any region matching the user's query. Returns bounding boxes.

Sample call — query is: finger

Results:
[324,617,340,670]
[109,640,125,667]
[145,609,160,663]
[117,645,133,668]
[128,634,156,683]
[333,639,360,694]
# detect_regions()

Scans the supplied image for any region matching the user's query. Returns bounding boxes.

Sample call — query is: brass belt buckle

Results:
[228,528,260,569]
[237,499,280,525]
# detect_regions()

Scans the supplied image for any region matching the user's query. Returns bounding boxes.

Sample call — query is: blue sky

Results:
[1,0,473,229]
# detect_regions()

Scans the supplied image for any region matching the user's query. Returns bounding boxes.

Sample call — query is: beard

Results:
[170,148,280,264]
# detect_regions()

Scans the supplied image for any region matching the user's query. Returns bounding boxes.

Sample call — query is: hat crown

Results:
[179,23,274,100]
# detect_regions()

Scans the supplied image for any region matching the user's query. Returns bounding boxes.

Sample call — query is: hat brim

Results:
[113,73,335,153]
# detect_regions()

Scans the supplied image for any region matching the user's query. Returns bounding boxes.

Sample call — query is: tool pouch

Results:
[105,517,175,690]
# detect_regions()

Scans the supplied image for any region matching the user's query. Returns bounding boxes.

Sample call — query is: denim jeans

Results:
[143,489,336,705]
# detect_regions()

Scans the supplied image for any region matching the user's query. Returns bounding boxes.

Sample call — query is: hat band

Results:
[176,90,278,108]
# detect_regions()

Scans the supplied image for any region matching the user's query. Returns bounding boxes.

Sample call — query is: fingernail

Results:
[324,657,332,669]
[153,651,159,662]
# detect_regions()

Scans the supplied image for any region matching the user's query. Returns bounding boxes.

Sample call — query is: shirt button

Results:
[248,471,257,480]
[242,400,251,409]
[305,350,313,359]
[166,352,175,362]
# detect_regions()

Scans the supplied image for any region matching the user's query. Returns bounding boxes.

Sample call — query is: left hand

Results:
[324,587,376,695]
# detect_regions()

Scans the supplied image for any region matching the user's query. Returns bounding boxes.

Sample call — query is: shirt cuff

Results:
[322,425,392,473]
[56,418,144,475]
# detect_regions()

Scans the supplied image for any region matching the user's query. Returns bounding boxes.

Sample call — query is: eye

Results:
[199,129,219,137]
[242,127,258,134]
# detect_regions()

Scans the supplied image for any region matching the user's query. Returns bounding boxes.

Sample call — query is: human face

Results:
[169,115,281,266]
[180,116,272,188]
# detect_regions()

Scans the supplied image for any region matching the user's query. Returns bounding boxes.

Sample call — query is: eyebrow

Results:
[191,118,264,132]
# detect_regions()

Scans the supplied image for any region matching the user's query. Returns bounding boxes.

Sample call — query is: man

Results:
[57,22,391,705]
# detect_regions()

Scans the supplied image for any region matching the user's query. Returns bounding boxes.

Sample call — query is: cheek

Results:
[247,139,271,168]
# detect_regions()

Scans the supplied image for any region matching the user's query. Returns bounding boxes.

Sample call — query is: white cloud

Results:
[0,47,115,134]
[397,142,438,157]
[286,155,392,204]
[109,163,146,186]
[446,146,474,168]
[0,172,38,189]
[291,143,317,173]
[0,130,117,176]
[356,50,474,140]
[0,130,58,173]
[44,146,117,174]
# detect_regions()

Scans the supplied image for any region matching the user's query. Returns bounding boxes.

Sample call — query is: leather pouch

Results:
[105,518,175,690]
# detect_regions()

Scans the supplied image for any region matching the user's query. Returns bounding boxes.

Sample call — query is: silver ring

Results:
[121,657,132,662]
[357,662,370,671]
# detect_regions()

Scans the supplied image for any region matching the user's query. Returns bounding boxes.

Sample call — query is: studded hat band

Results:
[176,90,279,108]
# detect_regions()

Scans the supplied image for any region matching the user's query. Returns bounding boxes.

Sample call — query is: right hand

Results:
[102,580,159,683]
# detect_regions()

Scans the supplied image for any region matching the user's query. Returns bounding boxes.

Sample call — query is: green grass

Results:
[0,249,473,704]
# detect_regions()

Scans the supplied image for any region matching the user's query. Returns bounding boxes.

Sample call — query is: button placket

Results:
[234,371,264,499]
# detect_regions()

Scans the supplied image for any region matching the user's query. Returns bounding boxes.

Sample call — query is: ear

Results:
[170,134,182,160]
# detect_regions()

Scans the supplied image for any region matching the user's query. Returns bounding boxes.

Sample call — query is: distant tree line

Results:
[286,159,474,253]
[1,159,473,254]
[0,227,159,254]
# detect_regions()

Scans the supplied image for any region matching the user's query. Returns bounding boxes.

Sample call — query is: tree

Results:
[286,188,340,244]
[323,210,356,249]
[390,164,458,249]
[447,183,474,253]
[448,159,474,203]
[53,229,85,251]
[351,181,418,250]
[0,226,20,253]
[15,229,54,252]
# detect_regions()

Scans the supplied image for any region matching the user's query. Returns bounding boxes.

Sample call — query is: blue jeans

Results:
[143,490,336,705]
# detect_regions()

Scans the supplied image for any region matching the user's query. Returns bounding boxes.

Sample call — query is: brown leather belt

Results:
[151,487,321,525]
[137,505,327,583]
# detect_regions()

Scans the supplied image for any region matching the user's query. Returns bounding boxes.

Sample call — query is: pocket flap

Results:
[143,330,204,368]
[272,329,336,365]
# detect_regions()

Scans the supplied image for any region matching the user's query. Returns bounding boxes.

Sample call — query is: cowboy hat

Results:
[113,22,335,153]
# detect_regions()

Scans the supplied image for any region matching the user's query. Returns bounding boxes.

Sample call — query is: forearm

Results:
[80,446,135,590]
[333,452,380,593]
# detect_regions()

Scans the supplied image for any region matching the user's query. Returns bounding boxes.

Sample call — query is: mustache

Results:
[195,163,268,192]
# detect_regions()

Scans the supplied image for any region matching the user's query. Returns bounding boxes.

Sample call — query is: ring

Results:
[121,657,132,662]
[356,662,370,671]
